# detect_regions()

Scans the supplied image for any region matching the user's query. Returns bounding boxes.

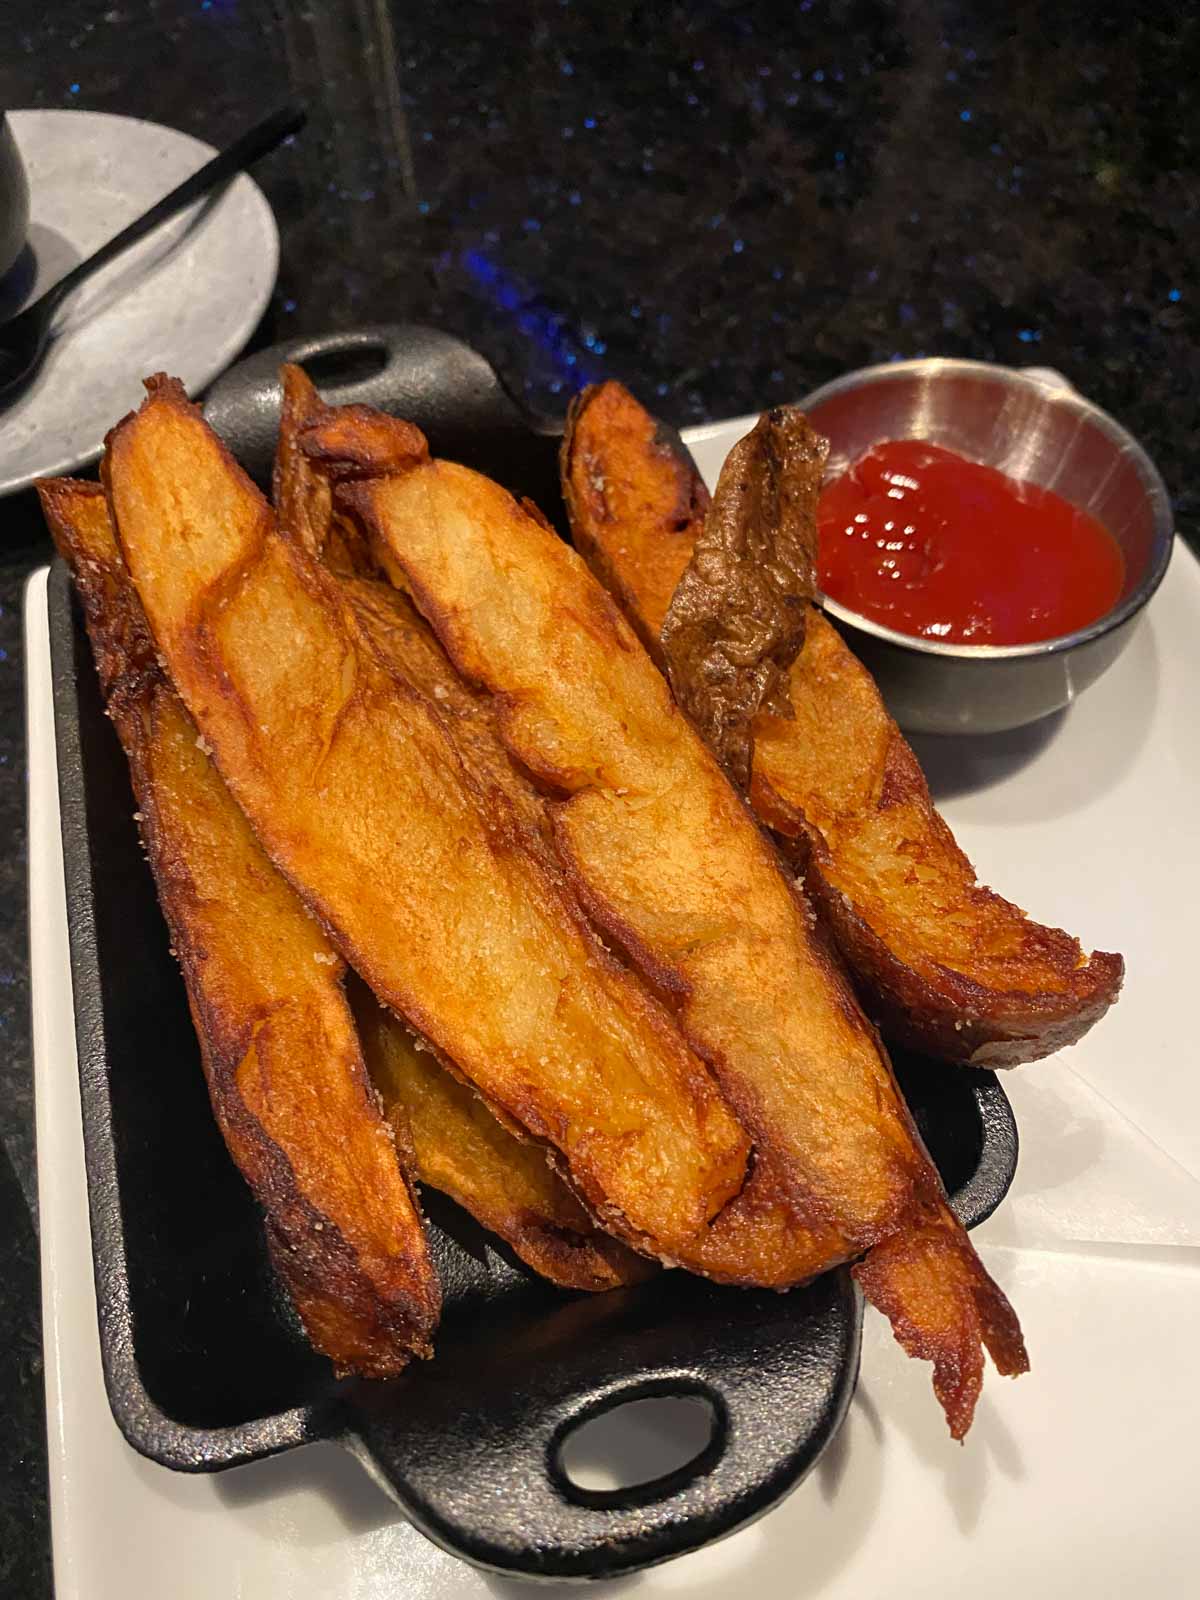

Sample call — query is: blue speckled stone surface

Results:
[1,1,1197,1590]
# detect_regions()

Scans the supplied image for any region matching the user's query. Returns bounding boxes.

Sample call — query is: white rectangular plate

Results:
[29,414,1200,1599]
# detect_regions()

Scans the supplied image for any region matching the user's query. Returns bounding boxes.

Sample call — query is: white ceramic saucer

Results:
[0,109,279,497]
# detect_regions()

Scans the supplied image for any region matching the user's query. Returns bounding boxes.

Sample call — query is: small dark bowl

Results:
[0,111,30,281]
[799,359,1175,735]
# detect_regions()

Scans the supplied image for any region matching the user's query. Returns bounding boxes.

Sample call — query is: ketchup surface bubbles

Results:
[816,439,1125,646]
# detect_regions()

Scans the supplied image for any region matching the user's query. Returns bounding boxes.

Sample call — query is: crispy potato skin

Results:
[38,477,439,1379]
[564,381,1121,1067]
[295,398,428,483]
[344,453,1028,1433]
[106,380,749,1267]
[351,980,653,1292]
[661,408,826,790]
[286,369,557,856]
[341,576,557,847]
[344,459,924,1264]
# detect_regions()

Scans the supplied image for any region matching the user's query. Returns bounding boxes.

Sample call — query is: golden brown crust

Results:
[274,364,381,577]
[343,459,929,1270]
[350,979,653,1293]
[752,612,1124,1066]
[561,383,707,664]
[852,1201,1028,1441]
[37,478,162,712]
[105,380,750,1268]
[338,446,1023,1434]
[342,576,562,849]
[562,384,1121,1067]
[299,392,428,480]
[661,407,826,790]
[296,392,428,480]
[38,476,439,1379]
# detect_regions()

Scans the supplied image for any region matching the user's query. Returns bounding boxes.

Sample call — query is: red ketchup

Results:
[816,439,1125,645]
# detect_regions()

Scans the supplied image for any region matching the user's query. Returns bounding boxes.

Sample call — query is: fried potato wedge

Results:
[38,477,439,1378]
[563,381,1122,1066]
[562,382,707,664]
[338,443,1027,1435]
[277,368,650,1291]
[751,613,1124,1065]
[351,978,652,1292]
[661,407,826,790]
[106,378,749,1268]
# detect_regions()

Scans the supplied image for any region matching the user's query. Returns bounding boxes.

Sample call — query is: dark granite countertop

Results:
[1,1,1197,1591]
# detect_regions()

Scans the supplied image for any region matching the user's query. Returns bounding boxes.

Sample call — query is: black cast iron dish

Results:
[50,326,1019,1583]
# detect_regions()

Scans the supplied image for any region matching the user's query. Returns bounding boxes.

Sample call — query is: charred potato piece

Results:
[661,407,826,790]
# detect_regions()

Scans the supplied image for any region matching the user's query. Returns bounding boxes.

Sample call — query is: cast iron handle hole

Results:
[303,341,388,390]
[554,1393,720,1507]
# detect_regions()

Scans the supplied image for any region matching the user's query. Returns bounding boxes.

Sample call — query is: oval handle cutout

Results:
[555,1394,719,1505]
[303,341,389,391]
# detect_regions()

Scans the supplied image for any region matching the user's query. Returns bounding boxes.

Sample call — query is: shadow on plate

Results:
[860,1359,1025,1540]
[907,613,1158,818]
[908,708,1067,804]
[0,240,36,320]
[0,222,79,322]
[54,187,227,338]
[205,1383,890,1596]
[199,1361,1022,1595]
[212,1439,397,1542]
[990,1075,1106,1212]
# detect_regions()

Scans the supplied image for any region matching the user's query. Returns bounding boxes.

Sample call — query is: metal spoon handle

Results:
[37,104,305,317]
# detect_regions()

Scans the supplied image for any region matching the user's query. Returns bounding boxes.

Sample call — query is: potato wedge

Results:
[750,613,1124,1065]
[336,440,1027,1436]
[38,477,439,1378]
[106,378,750,1268]
[278,365,650,1291]
[562,381,706,664]
[351,979,652,1292]
[562,381,1122,1066]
